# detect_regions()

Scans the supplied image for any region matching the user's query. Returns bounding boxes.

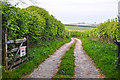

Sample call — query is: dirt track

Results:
[74,38,102,78]
[27,38,75,78]
[26,38,103,78]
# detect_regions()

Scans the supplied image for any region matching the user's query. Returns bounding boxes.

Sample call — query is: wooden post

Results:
[3,28,8,70]
[118,1,120,65]
[26,36,28,57]
[118,45,120,64]
[0,13,2,65]
[0,30,2,65]
[118,2,120,79]
[0,6,2,79]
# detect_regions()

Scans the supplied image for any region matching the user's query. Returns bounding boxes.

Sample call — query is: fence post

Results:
[0,4,2,79]
[26,35,28,57]
[0,28,2,66]
[118,1,120,79]
[118,2,120,64]
[0,26,1,67]
[0,9,2,66]
[3,28,8,70]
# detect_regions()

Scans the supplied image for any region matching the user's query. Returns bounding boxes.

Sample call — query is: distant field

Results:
[65,26,94,31]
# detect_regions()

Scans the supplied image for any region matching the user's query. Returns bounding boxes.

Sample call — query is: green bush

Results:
[2,1,66,43]
[1,1,71,79]
[70,18,120,43]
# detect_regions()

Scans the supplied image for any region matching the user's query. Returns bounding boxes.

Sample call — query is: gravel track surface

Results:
[74,38,102,78]
[27,38,103,78]
[27,38,75,78]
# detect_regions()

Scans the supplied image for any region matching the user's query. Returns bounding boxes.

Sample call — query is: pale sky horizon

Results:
[8,0,120,24]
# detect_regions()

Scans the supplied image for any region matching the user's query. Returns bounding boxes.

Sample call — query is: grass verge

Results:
[78,37,118,78]
[2,38,71,79]
[53,41,76,78]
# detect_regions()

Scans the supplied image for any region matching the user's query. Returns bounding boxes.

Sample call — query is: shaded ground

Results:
[27,38,75,78]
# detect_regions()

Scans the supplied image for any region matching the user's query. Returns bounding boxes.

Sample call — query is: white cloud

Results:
[8,0,120,23]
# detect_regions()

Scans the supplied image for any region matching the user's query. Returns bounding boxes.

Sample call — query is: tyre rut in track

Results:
[27,38,75,78]
[73,38,103,78]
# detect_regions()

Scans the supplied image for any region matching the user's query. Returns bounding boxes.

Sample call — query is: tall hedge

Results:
[70,18,120,43]
[2,2,66,43]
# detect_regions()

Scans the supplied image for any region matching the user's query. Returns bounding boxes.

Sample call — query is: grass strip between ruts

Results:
[53,41,76,78]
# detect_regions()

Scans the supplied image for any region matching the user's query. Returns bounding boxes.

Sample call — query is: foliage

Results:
[2,2,66,43]
[23,6,65,40]
[70,18,120,43]
[54,42,75,78]
[69,18,120,79]
[1,1,71,79]
[2,38,71,79]
[65,26,94,31]
[70,30,84,37]
[78,37,118,78]
[65,24,96,28]
[65,28,71,38]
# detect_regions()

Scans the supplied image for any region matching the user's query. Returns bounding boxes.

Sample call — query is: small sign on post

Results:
[20,46,26,57]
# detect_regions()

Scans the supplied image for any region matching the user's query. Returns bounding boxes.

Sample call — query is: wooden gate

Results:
[2,27,28,70]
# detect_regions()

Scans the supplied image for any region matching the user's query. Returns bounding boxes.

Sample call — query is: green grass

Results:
[2,38,71,79]
[77,37,118,78]
[65,26,93,31]
[53,42,76,78]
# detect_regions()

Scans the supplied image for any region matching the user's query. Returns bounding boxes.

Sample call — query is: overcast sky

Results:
[8,0,119,24]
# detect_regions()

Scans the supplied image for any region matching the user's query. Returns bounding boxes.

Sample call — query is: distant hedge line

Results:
[70,18,120,43]
[2,1,70,43]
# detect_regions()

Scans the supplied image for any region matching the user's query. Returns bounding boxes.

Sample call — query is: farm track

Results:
[26,38,103,78]
[27,38,75,78]
[74,38,103,78]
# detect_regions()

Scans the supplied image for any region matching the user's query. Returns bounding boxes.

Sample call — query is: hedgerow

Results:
[1,1,71,79]
[2,1,67,43]
[70,18,120,43]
